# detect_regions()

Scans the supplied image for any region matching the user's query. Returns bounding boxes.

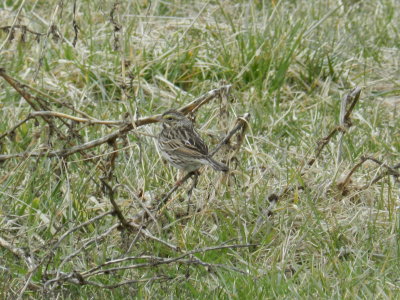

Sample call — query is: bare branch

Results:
[81,243,255,278]
[72,0,79,47]
[0,68,68,140]
[0,72,232,162]
[360,156,400,189]
[0,0,27,51]
[338,155,400,195]
[51,210,114,251]
[101,181,134,231]
[0,236,35,269]
[29,111,123,125]
[308,87,361,166]
[0,116,32,141]
[57,224,119,271]
[44,271,170,289]
[179,85,232,115]
[155,172,197,214]
[337,156,369,194]
[0,122,135,161]
[68,276,171,289]
[209,113,250,157]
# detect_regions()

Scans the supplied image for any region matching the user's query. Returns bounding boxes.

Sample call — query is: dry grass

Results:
[0,0,399,298]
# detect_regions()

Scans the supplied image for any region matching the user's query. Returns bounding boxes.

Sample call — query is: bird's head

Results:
[160,110,192,127]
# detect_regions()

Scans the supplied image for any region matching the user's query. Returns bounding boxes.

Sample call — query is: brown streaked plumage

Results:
[158,110,228,173]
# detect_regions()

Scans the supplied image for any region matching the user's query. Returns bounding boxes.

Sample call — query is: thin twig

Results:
[0,68,67,140]
[0,73,232,162]
[360,156,400,189]
[0,236,35,269]
[337,156,369,194]
[0,0,26,51]
[44,223,119,289]
[308,87,361,166]
[101,180,134,231]
[16,210,114,296]
[156,172,196,213]
[0,111,121,142]
[179,85,232,115]
[56,224,119,272]
[337,90,350,163]
[338,155,400,194]
[72,0,79,47]
[0,25,45,39]
[81,243,255,278]
[45,272,170,289]
[69,276,171,289]
[0,116,33,141]
[110,1,121,51]
[29,111,123,125]
[209,113,250,157]
[33,1,62,80]
[52,210,114,251]
[133,226,180,252]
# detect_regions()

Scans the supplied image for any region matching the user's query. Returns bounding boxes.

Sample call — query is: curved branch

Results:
[0,75,232,162]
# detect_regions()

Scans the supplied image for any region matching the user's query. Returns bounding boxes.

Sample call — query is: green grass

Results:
[1,0,400,298]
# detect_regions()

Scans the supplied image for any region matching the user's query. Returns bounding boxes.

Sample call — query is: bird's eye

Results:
[166,117,174,121]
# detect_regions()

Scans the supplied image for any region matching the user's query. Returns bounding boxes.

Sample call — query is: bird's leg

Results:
[186,170,200,214]
[175,170,185,186]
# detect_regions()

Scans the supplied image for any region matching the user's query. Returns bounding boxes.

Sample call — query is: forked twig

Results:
[338,156,368,193]
[101,180,134,231]
[209,113,250,157]
[0,117,32,141]
[16,210,114,298]
[308,87,361,166]
[72,0,79,47]
[43,242,255,289]
[0,73,249,294]
[0,0,26,51]
[360,157,400,189]
[79,243,254,278]
[338,155,400,195]
[0,68,66,140]
[0,67,232,162]
[0,236,35,269]
[155,172,197,213]
[179,84,232,115]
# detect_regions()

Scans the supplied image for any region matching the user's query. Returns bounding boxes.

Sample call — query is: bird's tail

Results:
[206,157,229,172]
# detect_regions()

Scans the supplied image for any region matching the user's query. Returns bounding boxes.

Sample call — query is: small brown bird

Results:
[158,110,228,173]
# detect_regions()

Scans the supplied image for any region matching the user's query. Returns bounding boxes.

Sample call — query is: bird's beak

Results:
[156,114,163,122]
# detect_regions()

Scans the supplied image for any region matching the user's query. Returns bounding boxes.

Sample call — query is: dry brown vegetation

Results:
[1,1,399,299]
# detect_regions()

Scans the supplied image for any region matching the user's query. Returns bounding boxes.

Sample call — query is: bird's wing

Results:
[182,128,208,155]
[160,138,207,159]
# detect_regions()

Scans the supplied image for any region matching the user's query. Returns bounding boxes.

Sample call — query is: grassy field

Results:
[1,0,399,298]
